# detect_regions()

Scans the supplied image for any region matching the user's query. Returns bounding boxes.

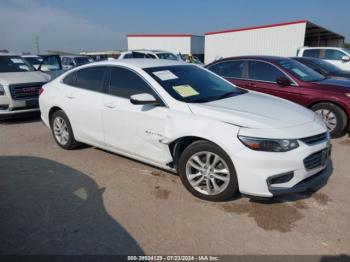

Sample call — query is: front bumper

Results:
[232,124,331,197]
[0,96,39,120]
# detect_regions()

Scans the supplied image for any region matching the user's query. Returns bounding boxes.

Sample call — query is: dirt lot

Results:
[0,116,349,256]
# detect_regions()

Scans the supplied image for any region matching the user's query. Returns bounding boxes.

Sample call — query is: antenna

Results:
[35,36,40,54]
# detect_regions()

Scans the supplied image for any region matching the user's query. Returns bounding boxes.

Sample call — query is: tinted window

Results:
[144,65,246,103]
[74,57,90,65]
[208,60,244,78]
[324,50,346,60]
[247,61,285,82]
[0,56,36,72]
[109,67,156,98]
[123,53,133,59]
[62,71,77,86]
[303,49,321,58]
[156,53,178,60]
[75,66,106,92]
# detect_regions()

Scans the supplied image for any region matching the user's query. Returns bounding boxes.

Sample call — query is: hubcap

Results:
[185,151,230,196]
[53,117,69,145]
[315,109,337,132]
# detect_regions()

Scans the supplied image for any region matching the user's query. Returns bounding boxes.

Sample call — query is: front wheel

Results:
[311,103,347,138]
[178,140,239,201]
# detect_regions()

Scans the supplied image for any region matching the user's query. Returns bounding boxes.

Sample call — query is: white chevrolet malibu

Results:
[39,59,331,201]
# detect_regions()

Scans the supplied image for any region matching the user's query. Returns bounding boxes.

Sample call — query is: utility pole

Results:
[35,36,40,54]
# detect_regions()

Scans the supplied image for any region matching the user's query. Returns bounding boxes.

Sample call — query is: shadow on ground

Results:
[0,156,143,255]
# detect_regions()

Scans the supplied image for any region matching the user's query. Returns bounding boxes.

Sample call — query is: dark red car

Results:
[206,56,350,138]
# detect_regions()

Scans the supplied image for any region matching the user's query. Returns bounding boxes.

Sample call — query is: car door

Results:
[241,60,301,103]
[61,66,107,145]
[322,49,350,71]
[102,66,172,165]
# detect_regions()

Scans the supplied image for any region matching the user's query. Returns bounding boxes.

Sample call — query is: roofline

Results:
[127,34,202,38]
[205,20,308,36]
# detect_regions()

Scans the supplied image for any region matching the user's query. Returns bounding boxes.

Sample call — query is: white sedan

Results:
[39,59,331,201]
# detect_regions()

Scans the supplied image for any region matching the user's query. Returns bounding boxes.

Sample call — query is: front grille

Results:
[303,149,329,170]
[300,132,328,145]
[9,82,44,100]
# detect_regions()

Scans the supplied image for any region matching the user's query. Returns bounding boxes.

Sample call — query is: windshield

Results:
[310,59,342,74]
[24,57,43,65]
[144,65,246,103]
[74,57,90,65]
[278,59,325,82]
[0,56,36,73]
[156,53,178,61]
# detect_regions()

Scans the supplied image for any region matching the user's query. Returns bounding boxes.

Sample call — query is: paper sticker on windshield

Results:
[19,65,29,71]
[173,85,199,97]
[153,70,178,81]
[11,58,24,64]
[291,68,308,77]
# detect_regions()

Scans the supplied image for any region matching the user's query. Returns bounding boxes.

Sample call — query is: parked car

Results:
[206,56,350,138]
[292,57,350,80]
[61,55,93,70]
[39,59,330,201]
[22,55,43,70]
[297,47,350,71]
[118,50,178,61]
[0,53,50,120]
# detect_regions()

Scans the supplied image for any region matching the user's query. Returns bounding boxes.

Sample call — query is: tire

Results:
[178,140,239,201]
[311,103,347,138]
[50,110,79,149]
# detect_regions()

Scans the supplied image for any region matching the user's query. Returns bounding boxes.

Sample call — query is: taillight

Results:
[38,87,44,96]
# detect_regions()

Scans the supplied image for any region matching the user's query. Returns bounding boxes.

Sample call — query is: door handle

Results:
[104,102,116,109]
[65,93,75,99]
[245,83,257,88]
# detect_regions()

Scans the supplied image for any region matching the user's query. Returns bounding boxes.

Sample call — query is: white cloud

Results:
[0,2,122,54]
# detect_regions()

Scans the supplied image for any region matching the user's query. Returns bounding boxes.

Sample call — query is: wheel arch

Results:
[48,106,63,125]
[168,136,227,170]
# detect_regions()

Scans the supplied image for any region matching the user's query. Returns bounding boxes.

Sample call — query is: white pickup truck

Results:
[0,53,51,120]
[297,47,350,71]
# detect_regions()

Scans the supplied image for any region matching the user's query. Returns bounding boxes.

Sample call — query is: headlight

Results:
[346,93,350,98]
[238,135,299,152]
[0,84,4,96]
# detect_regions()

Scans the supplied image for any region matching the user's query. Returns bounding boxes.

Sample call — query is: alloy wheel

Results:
[315,109,337,132]
[185,151,230,195]
[53,116,70,145]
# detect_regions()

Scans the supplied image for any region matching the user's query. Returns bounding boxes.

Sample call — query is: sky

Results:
[1,0,349,54]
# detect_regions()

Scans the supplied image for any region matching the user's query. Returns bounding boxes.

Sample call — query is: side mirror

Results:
[342,56,350,62]
[130,93,159,105]
[276,77,291,87]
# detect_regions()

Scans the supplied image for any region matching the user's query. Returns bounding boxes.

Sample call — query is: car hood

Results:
[0,71,50,85]
[188,92,315,129]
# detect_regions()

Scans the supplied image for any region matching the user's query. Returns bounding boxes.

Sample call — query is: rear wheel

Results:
[178,140,239,201]
[311,103,347,138]
[50,110,79,149]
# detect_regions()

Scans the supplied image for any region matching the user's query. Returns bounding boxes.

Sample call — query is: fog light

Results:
[268,172,294,185]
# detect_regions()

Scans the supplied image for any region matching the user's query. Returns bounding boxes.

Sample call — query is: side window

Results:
[62,71,77,86]
[61,57,67,65]
[208,60,245,78]
[123,53,133,59]
[324,49,345,60]
[75,66,106,92]
[109,67,157,98]
[303,49,321,58]
[247,61,285,82]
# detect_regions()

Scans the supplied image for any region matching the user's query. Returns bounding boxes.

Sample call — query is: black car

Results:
[292,57,350,80]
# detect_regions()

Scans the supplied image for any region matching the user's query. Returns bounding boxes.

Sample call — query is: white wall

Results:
[205,23,307,64]
[127,36,191,54]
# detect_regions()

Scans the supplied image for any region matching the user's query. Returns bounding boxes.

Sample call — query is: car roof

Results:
[90,58,187,69]
[210,55,289,64]
[0,52,17,56]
